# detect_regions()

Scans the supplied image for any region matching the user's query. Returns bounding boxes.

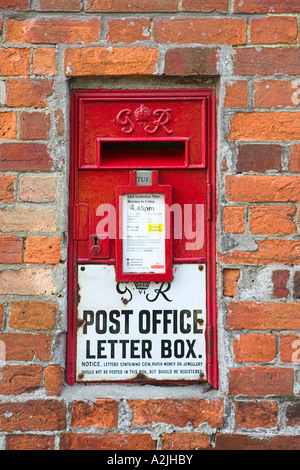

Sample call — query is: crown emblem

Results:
[134,104,151,125]
[134,281,150,291]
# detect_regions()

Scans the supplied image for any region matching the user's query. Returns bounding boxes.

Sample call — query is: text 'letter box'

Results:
[67,90,217,387]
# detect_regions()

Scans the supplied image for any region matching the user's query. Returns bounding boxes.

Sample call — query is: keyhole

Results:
[91,236,101,255]
[93,236,98,246]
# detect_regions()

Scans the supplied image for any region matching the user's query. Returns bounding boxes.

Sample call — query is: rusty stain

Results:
[77,318,85,328]
[122,297,129,305]
[198,264,204,271]
[78,373,84,380]
[197,318,204,326]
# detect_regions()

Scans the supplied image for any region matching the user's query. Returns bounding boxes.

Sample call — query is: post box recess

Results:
[67,89,217,388]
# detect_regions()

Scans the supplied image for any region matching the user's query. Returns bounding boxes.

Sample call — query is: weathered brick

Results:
[223,268,240,297]
[71,399,119,429]
[227,301,300,330]
[0,305,3,330]
[129,399,224,428]
[86,0,177,12]
[221,240,300,265]
[164,47,219,76]
[233,0,300,13]
[64,47,158,76]
[0,175,15,202]
[0,400,66,431]
[6,78,54,107]
[19,175,57,202]
[272,270,290,298]
[229,112,300,141]
[233,334,277,363]
[223,206,245,234]
[182,0,228,12]
[0,235,22,264]
[294,272,300,299]
[54,109,65,136]
[6,18,100,44]
[236,144,282,172]
[38,0,82,10]
[153,18,247,45]
[286,403,300,427]
[20,112,50,140]
[107,18,150,44]
[229,367,294,396]
[0,268,55,295]
[234,48,300,76]
[224,80,248,108]
[215,434,300,450]
[234,401,278,429]
[6,434,55,450]
[9,301,57,330]
[0,143,53,171]
[161,433,211,450]
[0,112,17,139]
[33,48,57,76]
[44,365,64,396]
[0,365,43,395]
[0,206,56,233]
[0,48,30,76]
[0,333,52,361]
[280,334,300,363]
[249,205,296,235]
[60,432,155,450]
[289,144,300,172]
[24,237,61,264]
[226,175,300,202]
[254,79,299,108]
[250,17,297,44]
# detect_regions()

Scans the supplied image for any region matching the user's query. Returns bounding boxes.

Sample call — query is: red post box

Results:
[67,89,217,388]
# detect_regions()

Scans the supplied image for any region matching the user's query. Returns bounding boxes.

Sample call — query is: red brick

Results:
[0,112,17,139]
[272,270,290,298]
[24,237,61,265]
[0,235,22,264]
[254,79,299,108]
[0,305,3,330]
[38,0,82,10]
[227,301,300,330]
[6,78,53,107]
[0,365,43,395]
[223,268,240,297]
[294,271,300,299]
[182,0,228,12]
[289,144,300,172]
[54,109,65,136]
[164,47,219,76]
[0,175,15,202]
[223,206,245,234]
[224,80,248,108]
[226,175,300,202]
[280,334,300,363]
[6,18,100,44]
[64,47,158,76]
[215,434,300,450]
[0,333,52,361]
[129,399,224,428]
[44,365,64,396]
[233,334,277,363]
[0,400,66,431]
[60,433,155,450]
[107,18,150,44]
[234,401,278,429]
[233,0,300,13]
[33,48,57,76]
[0,268,55,296]
[153,18,247,45]
[236,144,282,172]
[71,399,119,429]
[234,48,300,76]
[250,17,297,44]
[6,434,55,450]
[286,403,300,427]
[0,143,53,171]
[86,0,177,12]
[221,240,300,266]
[161,433,211,450]
[229,112,300,141]
[21,112,50,140]
[249,205,296,235]
[9,301,57,330]
[0,48,30,76]
[229,367,294,396]
[0,0,28,9]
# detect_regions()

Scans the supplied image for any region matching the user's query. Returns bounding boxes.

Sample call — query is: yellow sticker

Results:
[148,223,163,232]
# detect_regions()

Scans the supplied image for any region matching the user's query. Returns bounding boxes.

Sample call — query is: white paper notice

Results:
[122,193,165,274]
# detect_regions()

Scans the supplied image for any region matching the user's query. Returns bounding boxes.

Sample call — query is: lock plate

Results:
[89,235,110,259]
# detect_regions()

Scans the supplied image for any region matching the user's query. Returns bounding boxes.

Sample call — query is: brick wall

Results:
[0,0,300,451]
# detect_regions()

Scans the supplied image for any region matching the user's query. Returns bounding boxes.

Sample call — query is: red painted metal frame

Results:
[66,89,218,389]
[115,170,173,282]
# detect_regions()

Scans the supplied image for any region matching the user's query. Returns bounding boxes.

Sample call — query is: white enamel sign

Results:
[76,264,206,382]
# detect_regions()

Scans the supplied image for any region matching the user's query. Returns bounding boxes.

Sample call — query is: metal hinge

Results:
[74,203,89,241]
